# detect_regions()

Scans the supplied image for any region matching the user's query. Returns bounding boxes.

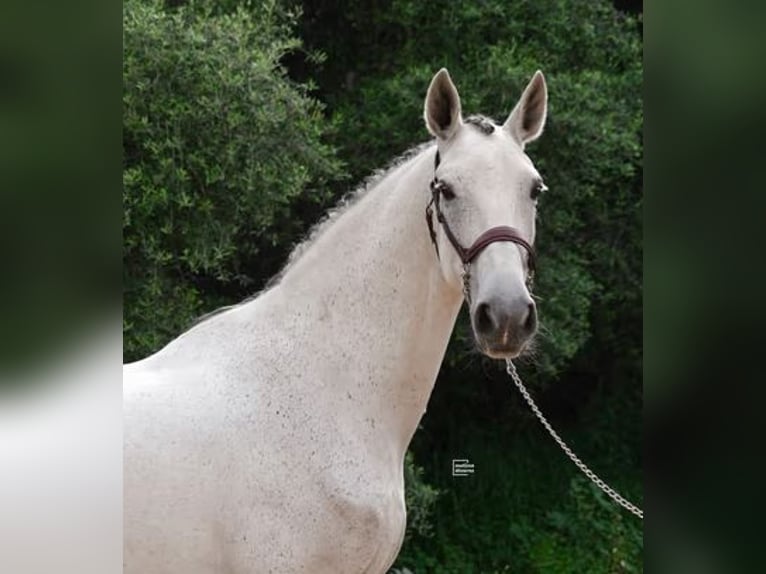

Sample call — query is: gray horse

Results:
[124,68,547,573]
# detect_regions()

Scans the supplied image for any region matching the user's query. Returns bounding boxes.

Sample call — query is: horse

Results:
[124,68,548,573]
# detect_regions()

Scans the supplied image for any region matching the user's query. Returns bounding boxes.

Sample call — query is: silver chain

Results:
[505,359,643,520]
[460,263,472,303]
[459,264,641,519]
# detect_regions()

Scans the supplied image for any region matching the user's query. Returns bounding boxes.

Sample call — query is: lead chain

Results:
[461,263,472,304]
[506,360,643,520]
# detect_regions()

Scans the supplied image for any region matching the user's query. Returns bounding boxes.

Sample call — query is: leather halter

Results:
[425,150,536,288]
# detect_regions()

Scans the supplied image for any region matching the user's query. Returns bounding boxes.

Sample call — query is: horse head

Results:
[424,68,548,358]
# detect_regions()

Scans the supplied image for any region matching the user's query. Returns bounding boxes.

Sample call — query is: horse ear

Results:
[424,68,463,140]
[504,70,547,147]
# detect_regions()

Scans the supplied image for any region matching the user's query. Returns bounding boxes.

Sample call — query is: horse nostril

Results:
[475,299,536,342]
[523,302,538,334]
[475,302,494,335]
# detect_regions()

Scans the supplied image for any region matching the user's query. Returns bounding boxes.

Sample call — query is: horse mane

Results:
[190,140,435,327]
[276,117,495,282]
[271,140,435,284]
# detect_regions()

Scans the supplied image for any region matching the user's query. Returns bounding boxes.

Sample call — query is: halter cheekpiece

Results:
[425,149,536,300]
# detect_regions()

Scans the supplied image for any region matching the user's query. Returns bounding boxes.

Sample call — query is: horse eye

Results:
[531,181,547,200]
[439,182,456,200]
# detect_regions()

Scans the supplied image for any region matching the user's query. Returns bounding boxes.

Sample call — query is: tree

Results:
[123,0,343,360]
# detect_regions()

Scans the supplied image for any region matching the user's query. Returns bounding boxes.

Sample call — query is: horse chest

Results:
[223,466,407,573]
[217,411,408,572]
[319,475,407,572]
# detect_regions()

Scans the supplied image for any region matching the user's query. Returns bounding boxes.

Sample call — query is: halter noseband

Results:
[425,149,536,298]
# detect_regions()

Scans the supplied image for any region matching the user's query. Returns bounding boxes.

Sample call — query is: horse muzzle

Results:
[471,294,537,358]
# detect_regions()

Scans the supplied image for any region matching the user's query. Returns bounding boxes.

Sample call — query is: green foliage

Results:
[123,0,343,360]
[393,403,642,572]
[528,476,643,573]
[403,451,441,542]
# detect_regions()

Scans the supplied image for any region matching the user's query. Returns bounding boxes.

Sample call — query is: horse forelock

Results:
[464,114,497,135]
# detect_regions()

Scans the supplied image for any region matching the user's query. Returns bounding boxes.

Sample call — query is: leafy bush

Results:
[123,0,343,360]
[403,451,440,542]
[393,418,642,573]
[528,476,643,573]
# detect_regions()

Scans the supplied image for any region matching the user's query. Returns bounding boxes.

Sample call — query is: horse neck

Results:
[278,147,464,454]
